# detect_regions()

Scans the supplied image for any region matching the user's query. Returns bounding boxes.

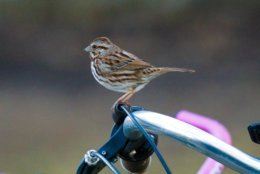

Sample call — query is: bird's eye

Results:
[92,45,97,49]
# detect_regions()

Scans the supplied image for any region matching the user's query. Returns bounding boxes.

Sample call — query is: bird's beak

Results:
[84,46,93,52]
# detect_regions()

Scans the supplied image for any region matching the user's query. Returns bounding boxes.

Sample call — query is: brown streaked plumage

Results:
[84,36,195,106]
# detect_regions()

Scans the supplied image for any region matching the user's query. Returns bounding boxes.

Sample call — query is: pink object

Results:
[176,110,232,174]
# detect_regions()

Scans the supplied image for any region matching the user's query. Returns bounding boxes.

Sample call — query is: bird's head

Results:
[84,37,116,60]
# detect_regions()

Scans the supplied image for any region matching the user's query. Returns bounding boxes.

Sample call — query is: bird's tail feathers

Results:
[159,67,195,73]
[142,67,195,81]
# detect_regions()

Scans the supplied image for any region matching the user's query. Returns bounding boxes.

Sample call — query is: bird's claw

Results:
[111,100,131,111]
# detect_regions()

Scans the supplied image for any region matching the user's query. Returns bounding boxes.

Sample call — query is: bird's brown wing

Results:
[103,51,152,71]
[125,58,152,70]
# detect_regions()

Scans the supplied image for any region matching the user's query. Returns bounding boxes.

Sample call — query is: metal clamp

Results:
[84,150,99,166]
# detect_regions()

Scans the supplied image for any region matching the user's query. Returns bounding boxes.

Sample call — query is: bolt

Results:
[129,150,137,157]
[101,151,107,156]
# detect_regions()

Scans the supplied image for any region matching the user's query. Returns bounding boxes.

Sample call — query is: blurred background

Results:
[0,0,259,173]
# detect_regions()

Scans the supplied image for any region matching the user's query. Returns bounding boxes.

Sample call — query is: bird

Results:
[84,36,195,107]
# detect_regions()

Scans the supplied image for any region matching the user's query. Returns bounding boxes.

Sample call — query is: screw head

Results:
[101,151,107,156]
[84,149,99,165]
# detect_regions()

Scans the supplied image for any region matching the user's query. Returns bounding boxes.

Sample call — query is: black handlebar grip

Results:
[248,123,260,144]
[121,157,151,173]
[112,103,130,125]
[119,133,158,173]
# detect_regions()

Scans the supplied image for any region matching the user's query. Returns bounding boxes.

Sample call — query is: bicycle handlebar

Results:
[77,105,260,174]
[123,110,260,174]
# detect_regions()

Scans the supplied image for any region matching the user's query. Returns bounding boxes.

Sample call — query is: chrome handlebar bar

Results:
[123,110,260,174]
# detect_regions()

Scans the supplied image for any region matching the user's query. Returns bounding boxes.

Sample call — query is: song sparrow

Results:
[84,37,195,106]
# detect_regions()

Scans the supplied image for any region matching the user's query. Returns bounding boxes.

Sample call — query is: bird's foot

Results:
[111,100,131,111]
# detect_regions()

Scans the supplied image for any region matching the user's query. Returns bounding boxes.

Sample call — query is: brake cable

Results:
[120,105,172,174]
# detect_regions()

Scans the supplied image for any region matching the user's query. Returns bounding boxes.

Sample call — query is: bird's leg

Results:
[116,92,131,104]
[121,90,135,103]
[112,92,131,110]
[112,89,135,110]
